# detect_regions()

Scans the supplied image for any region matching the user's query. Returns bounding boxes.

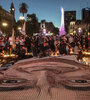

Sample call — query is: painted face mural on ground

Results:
[0,56,90,100]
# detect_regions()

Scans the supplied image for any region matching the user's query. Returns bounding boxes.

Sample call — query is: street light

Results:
[2,22,8,27]
[18,27,22,31]
[19,16,25,28]
[43,28,46,34]
[19,16,25,20]
[78,27,82,35]
[73,30,76,35]
[2,22,8,34]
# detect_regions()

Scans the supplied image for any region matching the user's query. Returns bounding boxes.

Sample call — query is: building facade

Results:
[82,7,90,23]
[64,11,76,33]
[69,20,90,36]
[40,20,55,35]
[10,2,15,17]
[0,3,15,36]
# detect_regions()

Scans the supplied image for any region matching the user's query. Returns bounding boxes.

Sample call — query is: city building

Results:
[69,20,90,36]
[82,7,90,23]
[40,20,55,35]
[68,7,90,36]
[26,14,58,36]
[64,11,76,33]
[0,3,15,36]
[40,20,46,33]
[10,2,15,17]
[68,21,76,35]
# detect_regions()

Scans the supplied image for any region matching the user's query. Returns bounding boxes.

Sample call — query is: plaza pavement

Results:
[0,55,90,100]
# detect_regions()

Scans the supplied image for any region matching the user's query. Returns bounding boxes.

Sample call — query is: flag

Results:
[20,22,26,35]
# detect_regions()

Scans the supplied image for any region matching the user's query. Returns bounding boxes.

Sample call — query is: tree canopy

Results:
[19,3,28,16]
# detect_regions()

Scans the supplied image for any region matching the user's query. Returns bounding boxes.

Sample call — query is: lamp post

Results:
[19,16,25,21]
[78,27,82,35]
[19,16,25,29]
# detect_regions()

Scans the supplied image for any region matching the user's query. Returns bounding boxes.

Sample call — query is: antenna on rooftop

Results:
[86,0,88,7]
[79,3,82,20]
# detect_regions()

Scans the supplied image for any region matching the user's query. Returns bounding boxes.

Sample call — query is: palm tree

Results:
[19,3,28,17]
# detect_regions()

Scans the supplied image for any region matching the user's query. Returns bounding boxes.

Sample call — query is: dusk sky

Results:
[0,0,90,28]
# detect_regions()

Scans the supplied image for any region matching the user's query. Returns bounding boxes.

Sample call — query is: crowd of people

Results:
[0,33,89,58]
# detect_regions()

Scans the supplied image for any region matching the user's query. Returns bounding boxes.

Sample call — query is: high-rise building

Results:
[10,2,15,17]
[64,11,76,33]
[82,7,90,23]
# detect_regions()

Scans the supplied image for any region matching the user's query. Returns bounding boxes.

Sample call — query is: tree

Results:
[0,5,2,9]
[19,3,28,16]
[26,14,39,36]
[53,27,59,35]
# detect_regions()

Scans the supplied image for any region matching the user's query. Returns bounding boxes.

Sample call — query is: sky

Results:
[0,0,90,28]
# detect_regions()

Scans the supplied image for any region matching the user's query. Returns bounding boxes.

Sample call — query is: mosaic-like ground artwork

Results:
[0,56,90,100]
